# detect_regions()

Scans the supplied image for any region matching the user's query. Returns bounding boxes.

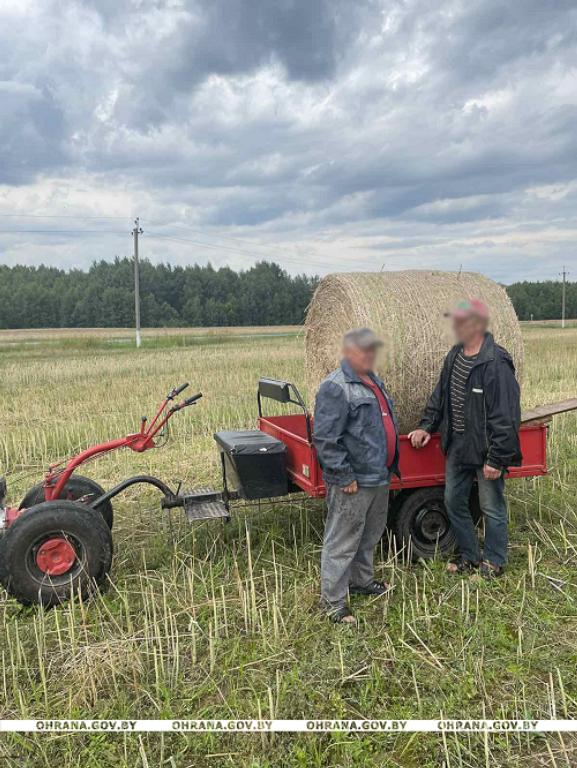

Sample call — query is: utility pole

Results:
[560,266,569,329]
[133,217,143,347]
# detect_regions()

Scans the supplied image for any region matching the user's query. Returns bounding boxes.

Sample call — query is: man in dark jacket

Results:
[409,300,521,580]
[314,327,400,623]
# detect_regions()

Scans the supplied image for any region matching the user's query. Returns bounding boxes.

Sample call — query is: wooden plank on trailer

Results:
[521,398,577,425]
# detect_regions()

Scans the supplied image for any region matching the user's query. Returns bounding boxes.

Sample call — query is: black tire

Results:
[20,475,113,530]
[0,500,113,607]
[392,487,455,560]
[392,485,483,561]
[386,489,413,527]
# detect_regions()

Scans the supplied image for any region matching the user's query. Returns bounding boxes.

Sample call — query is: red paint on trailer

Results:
[258,414,547,498]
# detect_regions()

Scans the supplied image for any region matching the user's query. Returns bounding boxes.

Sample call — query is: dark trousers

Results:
[445,432,508,567]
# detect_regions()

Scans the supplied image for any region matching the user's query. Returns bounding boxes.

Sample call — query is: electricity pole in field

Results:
[560,266,569,329]
[133,217,143,347]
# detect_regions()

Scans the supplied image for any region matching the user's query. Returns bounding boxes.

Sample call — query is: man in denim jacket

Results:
[314,328,400,624]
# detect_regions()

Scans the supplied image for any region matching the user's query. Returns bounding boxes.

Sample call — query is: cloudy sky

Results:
[1,0,576,281]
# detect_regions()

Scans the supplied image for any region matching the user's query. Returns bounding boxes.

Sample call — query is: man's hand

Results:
[408,429,431,449]
[342,480,358,494]
[483,464,502,481]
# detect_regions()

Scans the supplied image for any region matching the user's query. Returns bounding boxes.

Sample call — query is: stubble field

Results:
[0,324,576,767]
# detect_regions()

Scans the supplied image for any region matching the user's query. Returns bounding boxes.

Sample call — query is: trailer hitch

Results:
[91,475,179,510]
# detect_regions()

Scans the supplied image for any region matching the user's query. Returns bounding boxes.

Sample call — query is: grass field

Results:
[1,324,576,767]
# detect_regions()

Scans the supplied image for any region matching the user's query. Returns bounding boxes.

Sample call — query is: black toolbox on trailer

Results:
[214,430,287,500]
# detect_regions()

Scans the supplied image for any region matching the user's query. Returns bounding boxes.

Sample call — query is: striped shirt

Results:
[450,350,478,433]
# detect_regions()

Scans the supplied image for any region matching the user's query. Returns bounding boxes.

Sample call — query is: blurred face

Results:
[343,342,378,375]
[453,315,487,345]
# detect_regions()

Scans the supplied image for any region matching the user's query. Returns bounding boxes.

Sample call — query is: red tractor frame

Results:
[0,383,201,606]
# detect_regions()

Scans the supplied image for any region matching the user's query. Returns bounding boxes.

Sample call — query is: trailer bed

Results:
[258,414,547,498]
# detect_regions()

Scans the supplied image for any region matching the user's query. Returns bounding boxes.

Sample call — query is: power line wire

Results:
[0,213,131,219]
[0,230,127,234]
[146,218,383,268]
[0,224,366,272]
[145,231,366,272]
[0,213,377,269]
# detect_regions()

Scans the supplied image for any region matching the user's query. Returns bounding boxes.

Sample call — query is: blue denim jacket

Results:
[313,359,400,487]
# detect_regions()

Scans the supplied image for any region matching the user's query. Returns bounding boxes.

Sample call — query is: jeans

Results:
[445,432,508,567]
[321,483,390,609]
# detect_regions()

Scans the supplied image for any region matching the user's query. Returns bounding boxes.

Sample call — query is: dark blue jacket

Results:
[313,359,400,487]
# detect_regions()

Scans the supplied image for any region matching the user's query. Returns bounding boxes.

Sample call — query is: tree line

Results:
[506,280,576,321]
[0,259,573,328]
[0,259,317,328]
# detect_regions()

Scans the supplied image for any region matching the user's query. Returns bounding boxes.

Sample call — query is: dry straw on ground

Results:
[305,270,524,434]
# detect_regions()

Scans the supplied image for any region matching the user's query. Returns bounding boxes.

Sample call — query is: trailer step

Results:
[182,487,229,522]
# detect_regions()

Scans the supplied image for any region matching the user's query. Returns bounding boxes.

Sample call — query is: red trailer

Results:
[250,378,548,560]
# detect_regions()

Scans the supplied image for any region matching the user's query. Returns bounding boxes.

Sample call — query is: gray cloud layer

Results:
[1,0,576,280]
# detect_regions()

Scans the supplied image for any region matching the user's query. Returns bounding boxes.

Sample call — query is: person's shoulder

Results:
[493,343,514,363]
[490,343,518,379]
[320,368,345,388]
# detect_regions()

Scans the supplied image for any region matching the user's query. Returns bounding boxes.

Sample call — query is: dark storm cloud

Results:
[1,0,577,278]
[170,0,353,85]
[432,0,577,88]
[118,0,374,129]
[0,80,68,185]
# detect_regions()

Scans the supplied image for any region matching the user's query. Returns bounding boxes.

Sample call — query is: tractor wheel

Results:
[20,475,113,530]
[392,485,483,561]
[0,500,113,607]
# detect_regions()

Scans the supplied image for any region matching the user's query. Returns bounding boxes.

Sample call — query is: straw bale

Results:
[305,270,523,434]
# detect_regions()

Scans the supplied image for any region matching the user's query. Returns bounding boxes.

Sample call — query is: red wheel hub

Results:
[36,538,76,575]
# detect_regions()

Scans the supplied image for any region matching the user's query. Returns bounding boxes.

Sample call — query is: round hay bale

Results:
[305,270,523,434]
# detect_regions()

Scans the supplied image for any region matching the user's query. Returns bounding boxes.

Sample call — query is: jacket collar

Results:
[456,332,495,365]
[341,358,384,386]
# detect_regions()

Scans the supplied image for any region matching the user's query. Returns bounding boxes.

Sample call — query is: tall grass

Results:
[0,326,576,767]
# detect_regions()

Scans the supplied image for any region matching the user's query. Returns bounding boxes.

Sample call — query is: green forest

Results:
[0,259,573,328]
[0,259,316,328]
[506,280,576,321]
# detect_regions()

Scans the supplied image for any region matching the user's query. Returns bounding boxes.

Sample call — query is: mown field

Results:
[0,325,576,767]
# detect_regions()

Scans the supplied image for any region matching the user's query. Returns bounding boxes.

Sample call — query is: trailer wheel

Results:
[392,487,455,560]
[20,475,113,530]
[392,486,482,561]
[0,500,113,607]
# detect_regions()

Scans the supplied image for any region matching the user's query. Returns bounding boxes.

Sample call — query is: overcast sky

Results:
[1,0,576,281]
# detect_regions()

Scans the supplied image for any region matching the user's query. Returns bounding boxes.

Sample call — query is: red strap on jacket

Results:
[361,378,397,468]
